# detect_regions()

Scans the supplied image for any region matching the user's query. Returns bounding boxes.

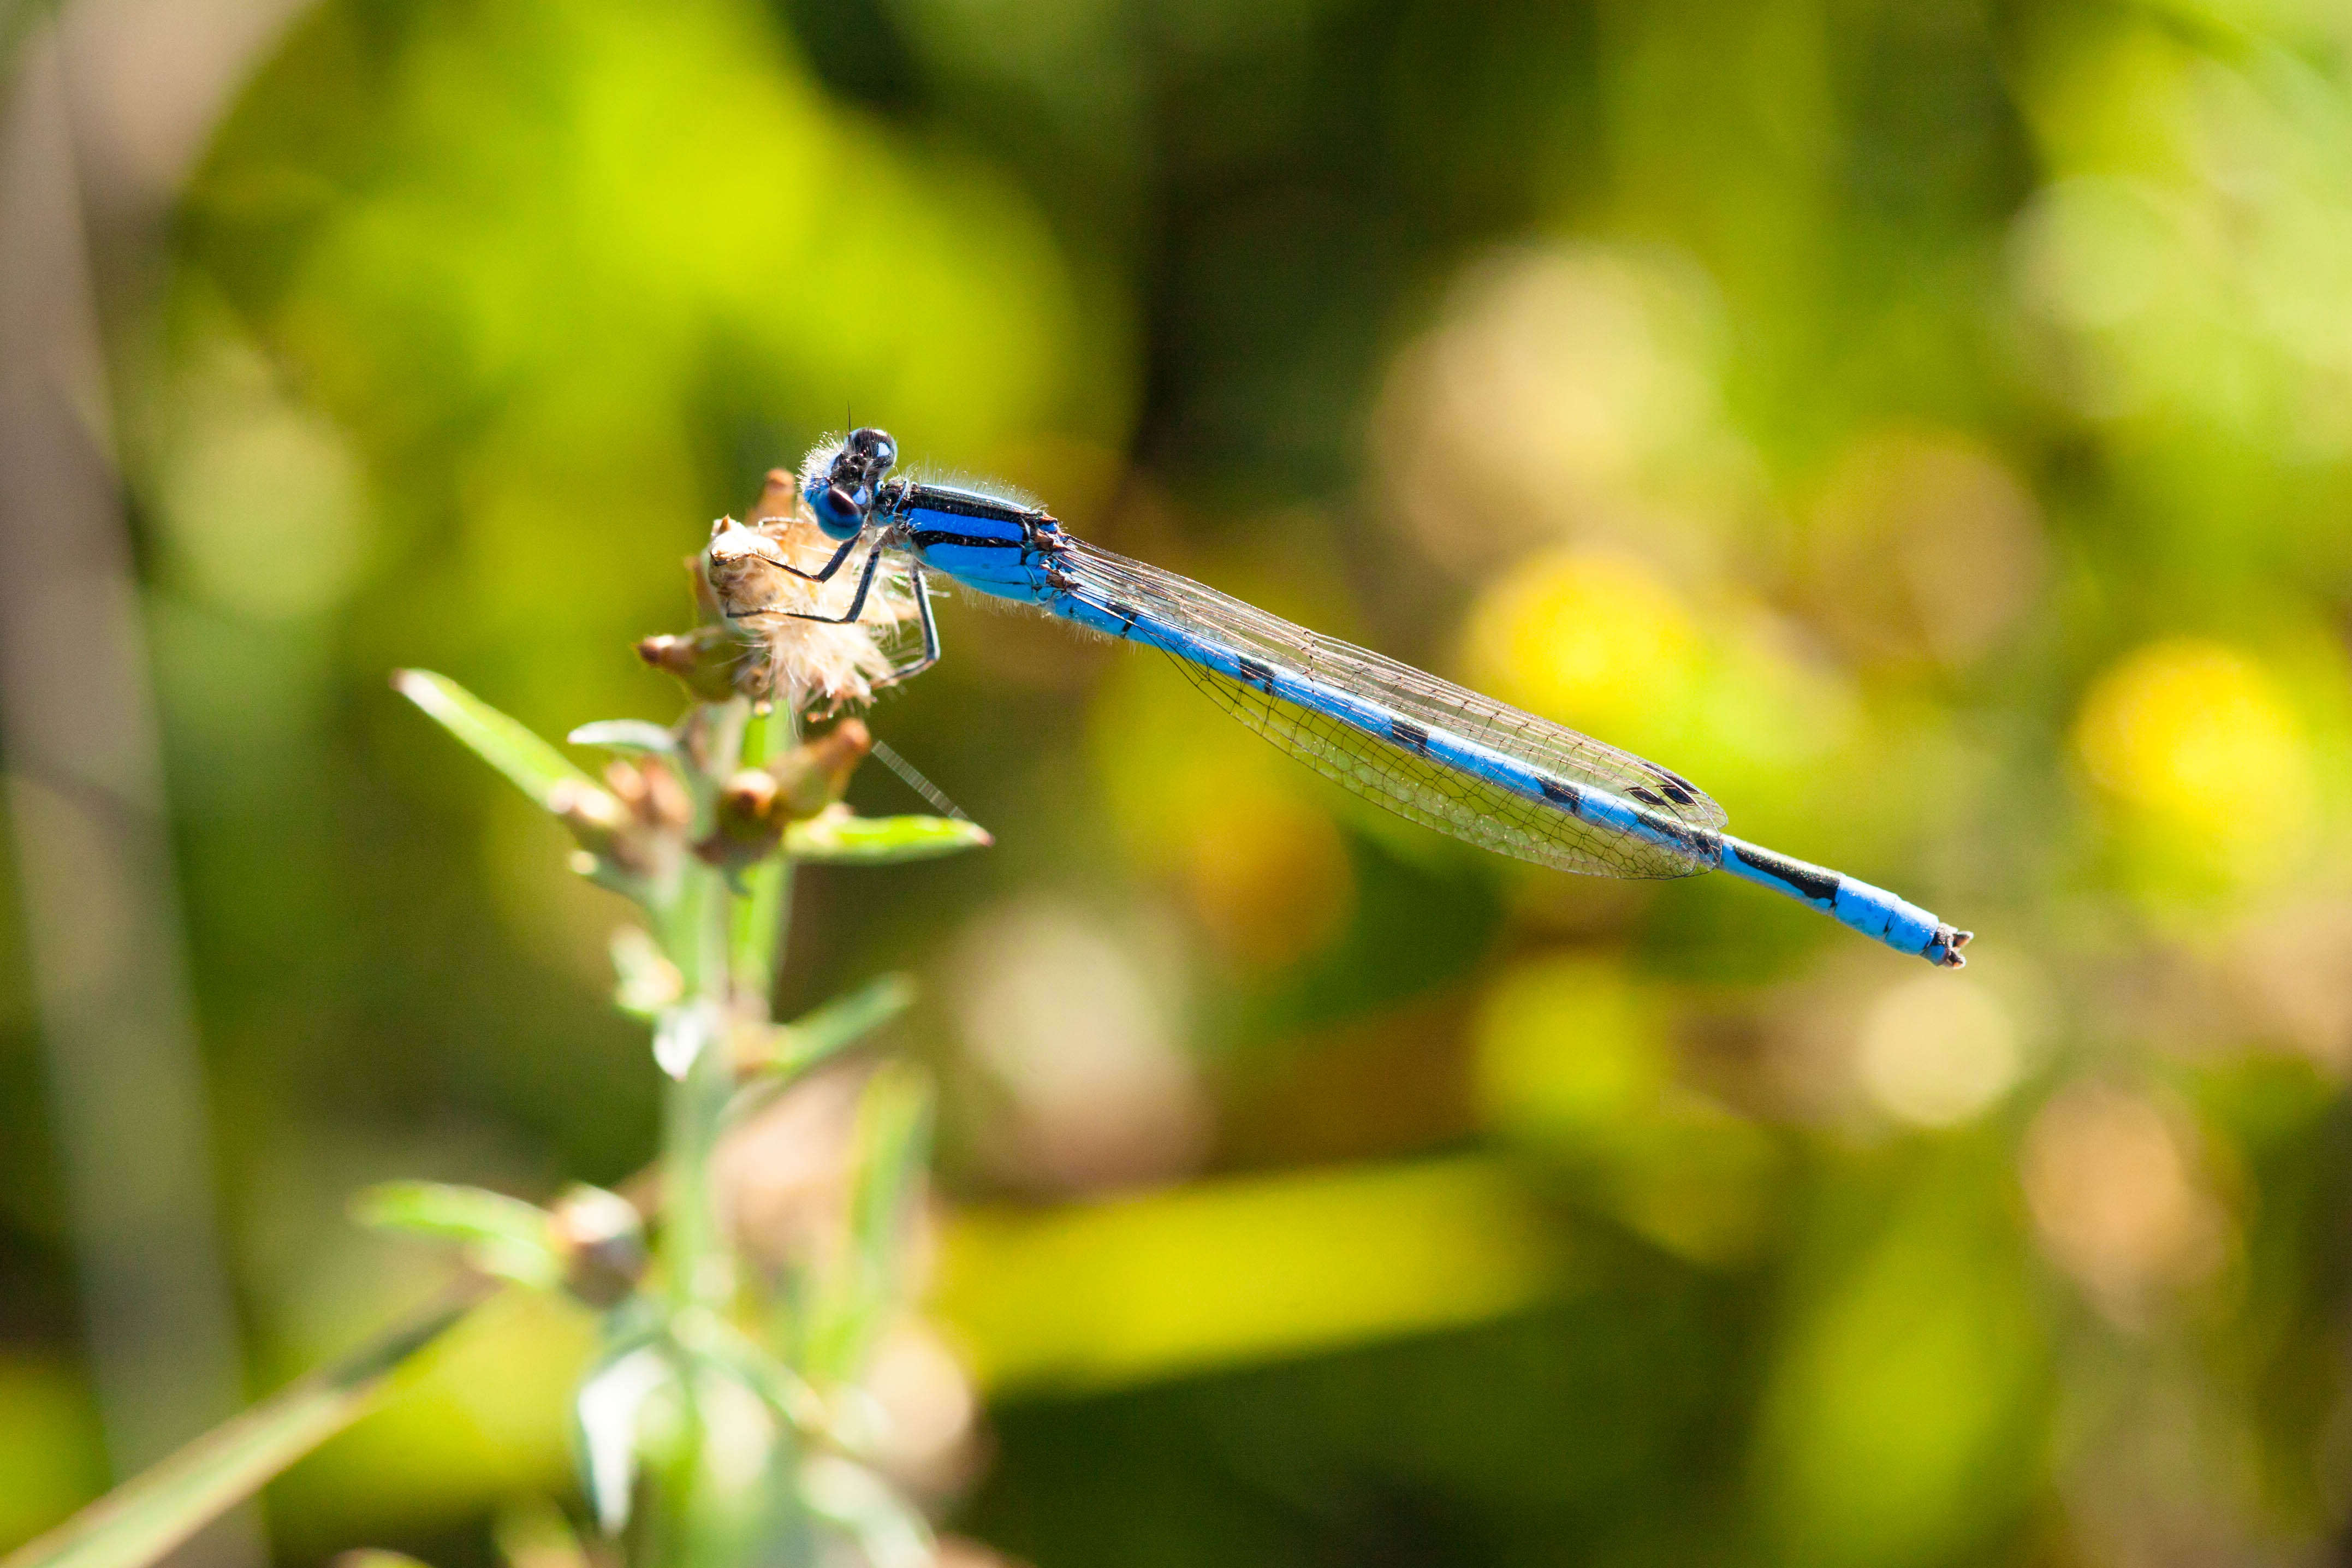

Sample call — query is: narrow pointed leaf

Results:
[394,670,598,810]
[353,1182,561,1288]
[804,1062,934,1382]
[697,1318,827,1436]
[566,719,678,756]
[786,811,991,864]
[0,1288,484,1568]
[770,973,916,1077]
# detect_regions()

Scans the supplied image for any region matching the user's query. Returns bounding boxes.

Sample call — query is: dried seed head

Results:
[693,477,922,713]
[702,517,798,623]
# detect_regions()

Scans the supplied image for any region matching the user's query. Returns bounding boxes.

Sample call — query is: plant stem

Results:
[658,700,747,1318]
[658,699,802,1318]
[660,859,736,1315]
[729,704,799,1011]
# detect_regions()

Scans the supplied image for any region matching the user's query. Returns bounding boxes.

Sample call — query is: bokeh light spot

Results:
[1375,242,1748,573]
[946,897,1210,1195]
[1803,429,2046,669]
[2020,1082,2226,1326]
[157,338,374,621]
[1856,974,2024,1127]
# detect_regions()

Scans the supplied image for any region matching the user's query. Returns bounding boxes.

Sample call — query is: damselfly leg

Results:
[725,532,888,623]
[769,530,861,586]
[872,564,941,690]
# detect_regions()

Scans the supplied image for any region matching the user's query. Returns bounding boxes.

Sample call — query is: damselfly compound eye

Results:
[814,484,864,539]
[842,426,898,483]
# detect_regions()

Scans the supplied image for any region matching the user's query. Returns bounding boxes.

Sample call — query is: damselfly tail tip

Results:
[1931,924,1973,969]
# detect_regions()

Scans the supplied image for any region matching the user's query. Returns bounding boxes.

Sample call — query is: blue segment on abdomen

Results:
[1717,839,1957,963]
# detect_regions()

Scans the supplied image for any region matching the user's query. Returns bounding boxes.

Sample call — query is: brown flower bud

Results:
[749,468,801,529]
[637,625,744,703]
[548,780,634,859]
[696,767,789,874]
[643,759,694,831]
[548,1184,646,1309]
[769,719,872,819]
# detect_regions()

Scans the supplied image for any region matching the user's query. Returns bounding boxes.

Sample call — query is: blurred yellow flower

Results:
[1460,549,1705,744]
[2072,638,2316,875]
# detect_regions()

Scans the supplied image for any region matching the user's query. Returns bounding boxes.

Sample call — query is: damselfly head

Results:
[804,425,900,540]
[845,425,898,473]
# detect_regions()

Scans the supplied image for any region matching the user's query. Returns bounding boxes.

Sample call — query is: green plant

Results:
[5,484,988,1568]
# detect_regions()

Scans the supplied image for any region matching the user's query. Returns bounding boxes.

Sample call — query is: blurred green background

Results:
[8,0,2352,1563]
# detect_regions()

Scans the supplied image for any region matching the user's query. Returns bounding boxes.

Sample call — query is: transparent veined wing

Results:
[1054,538,1724,880]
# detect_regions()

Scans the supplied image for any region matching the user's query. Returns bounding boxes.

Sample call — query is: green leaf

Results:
[353,1181,561,1289]
[724,975,920,1136]
[786,811,991,864]
[803,1062,934,1383]
[567,719,677,756]
[393,670,600,811]
[693,1317,826,1436]
[775,973,916,1076]
[0,1290,483,1568]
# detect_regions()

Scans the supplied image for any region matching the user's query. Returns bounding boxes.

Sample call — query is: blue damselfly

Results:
[734,428,1972,968]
